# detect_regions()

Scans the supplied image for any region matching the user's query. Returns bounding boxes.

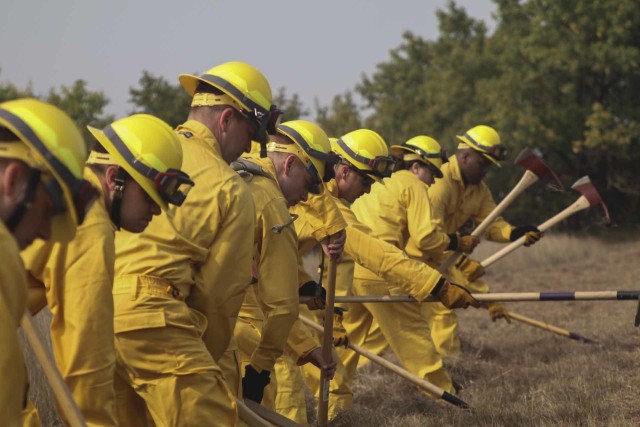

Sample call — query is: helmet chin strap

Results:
[5,168,41,231]
[109,168,127,230]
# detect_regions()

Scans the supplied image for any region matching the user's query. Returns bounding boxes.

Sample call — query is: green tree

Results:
[273,87,309,121]
[315,91,362,138]
[128,71,191,128]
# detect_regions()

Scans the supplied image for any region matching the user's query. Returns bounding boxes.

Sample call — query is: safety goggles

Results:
[276,124,340,183]
[345,162,376,187]
[462,133,507,161]
[404,143,448,164]
[104,126,194,206]
[335,138,395,178]
[0,108,99,224]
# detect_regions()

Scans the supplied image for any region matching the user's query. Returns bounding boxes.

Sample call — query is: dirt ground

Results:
[24,233,640,426]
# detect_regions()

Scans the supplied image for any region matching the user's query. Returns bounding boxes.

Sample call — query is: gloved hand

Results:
[456,255,486,282]
[510,225,543,247]
[297,347,337,380]
[241,365,271,403]
[485,302,511,323]
[433,279,480,309]
[332,307,349,348]
[447,233,480,254]
[298,281,326,310]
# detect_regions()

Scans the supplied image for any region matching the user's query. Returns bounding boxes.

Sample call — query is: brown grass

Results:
[25,233,640,426]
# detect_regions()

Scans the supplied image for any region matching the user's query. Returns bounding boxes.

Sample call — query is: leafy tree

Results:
[273,87,309,121]
[128,71,191,128]
[315,91,362,138]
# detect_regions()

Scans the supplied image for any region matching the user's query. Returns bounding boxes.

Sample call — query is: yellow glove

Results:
[332,307,349,348]
[485,302,511,323]
[510,225,543,247]
[447,233,480,254]
[456,255,486,282]
[433,279,480,309]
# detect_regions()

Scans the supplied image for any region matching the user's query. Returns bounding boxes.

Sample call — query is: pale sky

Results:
[1,0,495,117]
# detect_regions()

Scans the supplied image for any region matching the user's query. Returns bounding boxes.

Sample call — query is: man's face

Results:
[12,182,54,250]
[412,162,436,186]
[118,178,161,233]
[219,109,253,163]
[459,149,494,185]
[339,165,374,203]
[278,155,313,207]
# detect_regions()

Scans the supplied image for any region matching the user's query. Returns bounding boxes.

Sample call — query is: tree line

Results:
[2,0,638,229]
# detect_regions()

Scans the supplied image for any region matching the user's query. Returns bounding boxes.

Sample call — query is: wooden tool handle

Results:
[317,258,337,426]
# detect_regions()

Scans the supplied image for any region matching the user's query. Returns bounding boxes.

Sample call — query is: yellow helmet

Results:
[0,98,98,242]
[331,129,393,182]
[456,125,506,167]
[391,135,446,178]
[87,114,193,215]
[268,120,336,194]
[179,61,281,144]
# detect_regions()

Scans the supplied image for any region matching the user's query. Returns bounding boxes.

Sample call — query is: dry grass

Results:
[26,233,640,426]
[321,232,640,426]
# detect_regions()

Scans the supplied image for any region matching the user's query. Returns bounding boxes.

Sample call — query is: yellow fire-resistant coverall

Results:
[113,120,245,426]
[0,221,27,427]
[20,168,118,426]
[263,187,348,425]
[349,171,455,393]
[405,155,514,356]
[234,156,299,408]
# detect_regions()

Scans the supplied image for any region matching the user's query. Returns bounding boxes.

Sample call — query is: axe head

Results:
[571,176,611,225]
[514,148,564,190]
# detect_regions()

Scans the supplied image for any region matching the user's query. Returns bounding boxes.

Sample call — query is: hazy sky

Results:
[1,0,495,117]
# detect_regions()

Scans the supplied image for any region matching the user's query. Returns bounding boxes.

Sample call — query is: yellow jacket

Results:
[238,156,299,372]
[114,120,255,361]
[286,187,347,360]
[427,155,512,242]
[0,221,27,427]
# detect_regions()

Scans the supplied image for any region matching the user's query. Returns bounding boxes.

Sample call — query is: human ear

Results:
[218,108,236,134]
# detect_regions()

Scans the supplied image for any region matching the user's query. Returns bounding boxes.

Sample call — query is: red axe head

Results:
[571,176,611,225]
[514,148,564,190]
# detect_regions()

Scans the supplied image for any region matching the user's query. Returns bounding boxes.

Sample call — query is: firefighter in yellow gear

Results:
[233,120,338,417]
[290,130,479,419]
[112,62,278,426]
[404,125,542,357]
[21,114,191,426]
[0,98,98,427]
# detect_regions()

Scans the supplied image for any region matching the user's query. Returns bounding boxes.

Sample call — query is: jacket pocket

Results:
[114,308,166,333]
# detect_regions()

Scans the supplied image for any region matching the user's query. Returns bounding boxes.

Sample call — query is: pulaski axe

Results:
[480,176,610,268]
[438,148,562,273]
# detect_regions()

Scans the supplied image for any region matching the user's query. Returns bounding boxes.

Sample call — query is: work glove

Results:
[447,233,480,254]
[432,279,480,310]
[332,307,349,348]
[241,364,271,403]
[456,255,486,282]
[299,281,327,310]
[298,347,337,380]
[485,302,511,323]
[510,225,543,247]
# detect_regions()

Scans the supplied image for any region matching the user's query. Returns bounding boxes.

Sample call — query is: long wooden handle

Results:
[303,290,639,304]
[508,312,597,344]
[318,258,337,427]
[238,398,302,427]
[20,311,86,427]
[481,196,591,268]
[438,169,540,273]
[299,315,469,409]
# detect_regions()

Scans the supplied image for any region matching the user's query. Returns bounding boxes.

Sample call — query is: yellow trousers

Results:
[341,278,454,394]
[113,284,237,427]
[235,317,309,425]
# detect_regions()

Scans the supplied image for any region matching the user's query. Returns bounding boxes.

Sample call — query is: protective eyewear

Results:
[462,133,507,161]
[335,138,395,178]
[240,105,283,144]
[403,143,448,164]
[104,125,194,206]
[347,163,376,187]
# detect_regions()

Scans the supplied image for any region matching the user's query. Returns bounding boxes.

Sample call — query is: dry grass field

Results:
[24,233,640,426]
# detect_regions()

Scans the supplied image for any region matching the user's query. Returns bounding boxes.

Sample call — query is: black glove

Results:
[298,281,327,310]
[509,225,542,247]
[241,365,271,403]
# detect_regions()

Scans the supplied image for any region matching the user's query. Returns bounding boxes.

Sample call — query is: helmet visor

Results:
[154,169,194,206]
